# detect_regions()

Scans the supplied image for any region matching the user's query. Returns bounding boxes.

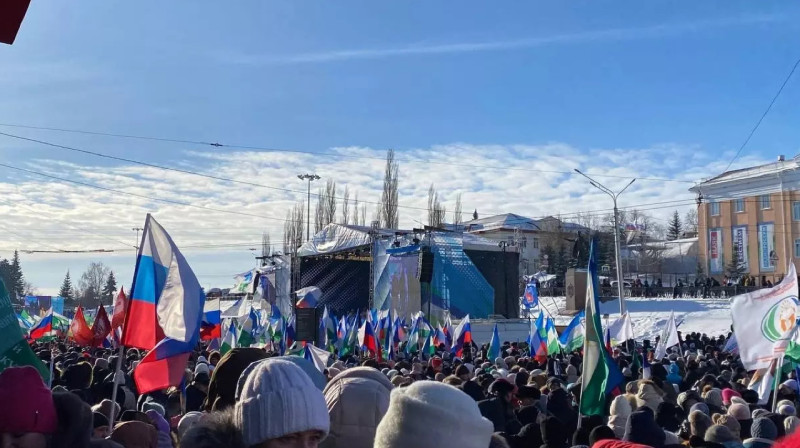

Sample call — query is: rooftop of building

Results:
[690,155,800,193]
[462,213,589,233]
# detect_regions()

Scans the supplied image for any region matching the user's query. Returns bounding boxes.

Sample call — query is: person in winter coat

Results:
[609,395,632,439]
[565,364,578,384]
[478,379,520,433]
[666,363,682,388]
[0,366,58,448]
[180,409,246,448]
[234,359,330,448]
[539,416,568,448]
[623,407,666,448]
[515,386,543,427]
[320,367,393,448]
[203,348,267,411]
[704,424,741,448]
[703,388,725,416]
[547,388,578,436]
[374,381,493,448]
[110,421,158,448]
[635,380,664,413]
[743,417,778,448]
[456,365,485,402]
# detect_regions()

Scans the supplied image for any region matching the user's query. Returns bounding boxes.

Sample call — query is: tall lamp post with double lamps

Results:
[574,169,635,314]
[297,173,320,242]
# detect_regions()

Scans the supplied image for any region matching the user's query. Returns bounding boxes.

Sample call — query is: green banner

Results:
[0,279,49,382]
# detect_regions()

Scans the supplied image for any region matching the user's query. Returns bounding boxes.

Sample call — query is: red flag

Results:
[92,306,111,347]
[69,306,95,346]
[111,287,127,332]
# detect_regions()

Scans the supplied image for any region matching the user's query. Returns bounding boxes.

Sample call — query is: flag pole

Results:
[107,343,125,430]
[772,354,784,413]
[109,215,148,433]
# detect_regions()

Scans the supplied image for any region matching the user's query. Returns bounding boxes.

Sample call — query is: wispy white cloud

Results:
[0,141,768,293]
[222,14,782,65]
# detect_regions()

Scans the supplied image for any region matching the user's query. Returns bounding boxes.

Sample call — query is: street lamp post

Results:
[297,173,320,242]
[574,169,636,314]
[132,227,143,261]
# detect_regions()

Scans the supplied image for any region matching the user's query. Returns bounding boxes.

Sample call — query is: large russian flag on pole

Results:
[121,214,205,394]
[29,308,53,340]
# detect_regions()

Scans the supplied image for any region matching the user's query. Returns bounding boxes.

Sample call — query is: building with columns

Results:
[690,155,800,285]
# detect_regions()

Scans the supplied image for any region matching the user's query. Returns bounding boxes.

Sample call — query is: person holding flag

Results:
[119,214,205,397]
[579,238,624,416]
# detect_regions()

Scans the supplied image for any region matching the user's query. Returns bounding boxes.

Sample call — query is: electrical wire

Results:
[0,123,696,183]
[721,55,800,173]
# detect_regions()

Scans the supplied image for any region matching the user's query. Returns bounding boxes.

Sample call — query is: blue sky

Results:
[1,2,799,294]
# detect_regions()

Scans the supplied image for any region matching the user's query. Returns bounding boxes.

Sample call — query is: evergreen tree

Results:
[102,271,117,303]
[9,250,24,299]
[667,211,683,241]
[59,271,74,301]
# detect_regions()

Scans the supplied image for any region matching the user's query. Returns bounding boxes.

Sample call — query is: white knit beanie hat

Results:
[234,358,330,446]
[374,381,493,448]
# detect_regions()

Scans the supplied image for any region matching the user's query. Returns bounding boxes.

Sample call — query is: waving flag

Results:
[111,287,127,334]
[232,270,255,294]
[221,320,237,355]
[295,286,321,309]
[92,305,112,347]
[0,278,49,381]
[523,282,539,309]
[450,315,472,358]
[559,310,585,352]
[322,306,337,350]
[29,308,53,340]
[731,263,799,370]
[528,313,547,363]
[579,239,624,416]
[69,306,94,345]
[654,311,680,360]
[545,317,560,355]
[123,214,205,394]
[358,319,382,361]
[200,298,222,340]
[487,323,501,361]
[237,307,258,347]
[304,344,330,373]
[607,312,634,345]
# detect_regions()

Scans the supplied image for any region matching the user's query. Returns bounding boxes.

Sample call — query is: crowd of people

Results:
[3,331,800,448]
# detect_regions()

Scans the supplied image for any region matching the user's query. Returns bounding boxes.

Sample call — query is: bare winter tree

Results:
[78,262,111,307]
[351,192,359,226]
[341,186,350,225]
[261,232,271,258]
[324,179,337,225]
[361,204,367,226]
[380,149,399,228]
[684,209,698,234]
[283,201,306,254]
[427,184,447,228]
[314,187,325,232]
[453,193,463,228]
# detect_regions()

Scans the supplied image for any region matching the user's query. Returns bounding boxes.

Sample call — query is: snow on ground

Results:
[538,295,733,341]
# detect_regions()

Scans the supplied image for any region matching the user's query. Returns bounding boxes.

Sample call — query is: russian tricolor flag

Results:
[450,314,472,358]
[121,214,205,394]
[200,298,221,340]
[29,308,53,340]
[358,318,382,362]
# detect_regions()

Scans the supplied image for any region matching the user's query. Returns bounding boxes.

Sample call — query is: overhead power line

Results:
[722,54,800,173]
[0,123,695,184]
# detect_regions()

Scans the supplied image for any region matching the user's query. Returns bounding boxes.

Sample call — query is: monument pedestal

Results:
[565,268,587,312]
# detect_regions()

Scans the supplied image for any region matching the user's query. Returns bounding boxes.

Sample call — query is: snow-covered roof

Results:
[690,156,800,194]
[297,223,504,256]
[463,213,588,233]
